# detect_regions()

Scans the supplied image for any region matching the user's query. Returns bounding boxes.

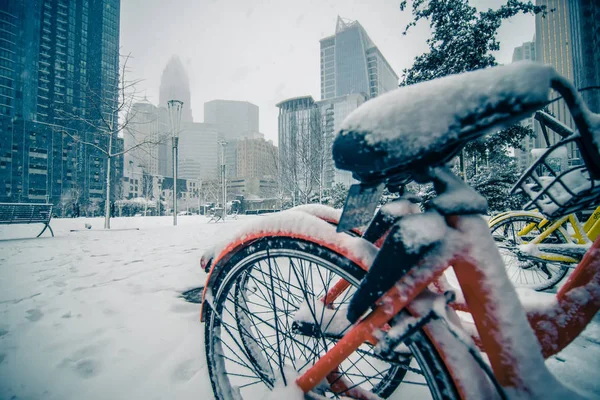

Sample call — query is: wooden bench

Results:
[0,203,54,237]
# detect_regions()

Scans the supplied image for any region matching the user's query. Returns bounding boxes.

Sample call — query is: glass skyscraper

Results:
[320,17,398,100]
[535,0,599,165]
[0,0,121,212]
[569,0,599,114]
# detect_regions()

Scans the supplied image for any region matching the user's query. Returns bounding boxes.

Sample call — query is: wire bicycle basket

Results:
[512,77,600,219]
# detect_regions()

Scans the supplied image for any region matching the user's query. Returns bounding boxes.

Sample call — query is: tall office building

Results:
[512,41,537,172]
[0,0,121,211]
[320,16,398,100]
[204,99,259,141]
[277,93,366,201]
[535,0,575,139]
[534,0,580,172]
[317,93,366,187]
[277,96,319,201]
[178,122,220,181]
[204,99,260,179]
[535,0,599,165]
[159,56,193,123]
[123,99,169,178]
[227,137,277,199]
[569,0,600,114]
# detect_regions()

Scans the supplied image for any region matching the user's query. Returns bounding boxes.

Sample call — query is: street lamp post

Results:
[218,140,227,220]
[167,99,183,226]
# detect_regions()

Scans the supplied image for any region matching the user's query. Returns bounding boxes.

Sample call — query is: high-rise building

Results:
[204,99,259,141]
[204,99,260,179]
[159,56,193,123]
[569,0,600,114]
[535,0,577,162]
[512,41,537,172]
[320,16,398,100]
[123,99,169,178]
[0,0,121,211]
[317,93,367,187]
[236,137,277,179]
[277,96,319,202]
[178,122,220,181]
[535,0,599,165]
[226,137,277,199]
[512,41,536,63]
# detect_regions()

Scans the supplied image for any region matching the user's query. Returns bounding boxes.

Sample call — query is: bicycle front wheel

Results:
[204,237,458,399]
[490,215,570,291]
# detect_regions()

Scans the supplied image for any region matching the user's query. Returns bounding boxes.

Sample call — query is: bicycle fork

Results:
[295,254,453,393]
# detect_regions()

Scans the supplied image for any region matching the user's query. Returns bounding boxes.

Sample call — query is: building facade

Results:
[317,93,366,187]
[178,122,220,181]
[535,0,599,165]
[223,137,277,199]
[123,100,169,178]
[277,96,320,203]
[277,92,367,202]
[235,137,277,180]
[535,0,578,168]
[569,0,599,114]
[320,16,398,100]
[0,0,122,212]
[204,99,261,180]
[511,41,537,172]
[228,177,277,200]
[203,99,259,141]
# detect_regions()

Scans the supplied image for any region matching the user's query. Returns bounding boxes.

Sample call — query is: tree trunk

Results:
[104,136,113,229]
[460,150,467,182]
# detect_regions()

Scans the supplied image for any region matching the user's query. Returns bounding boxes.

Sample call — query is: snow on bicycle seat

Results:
[333,61,558,182]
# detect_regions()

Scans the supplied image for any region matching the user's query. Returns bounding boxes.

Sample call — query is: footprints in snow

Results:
[25,308,43,322]
[59,357,101,379]
[57,341,108,379]
[172,358,203,382]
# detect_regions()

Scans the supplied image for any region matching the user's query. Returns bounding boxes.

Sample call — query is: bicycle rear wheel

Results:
[489,215,570,291]
[204,237,458,399]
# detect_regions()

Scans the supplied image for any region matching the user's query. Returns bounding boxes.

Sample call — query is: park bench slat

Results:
[0,203,54,237]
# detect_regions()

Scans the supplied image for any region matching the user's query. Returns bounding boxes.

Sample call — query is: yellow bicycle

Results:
[488,204,600,290]
[487,109,600,291]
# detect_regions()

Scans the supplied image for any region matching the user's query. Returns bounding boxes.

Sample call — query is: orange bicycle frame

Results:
[296,215,600,397]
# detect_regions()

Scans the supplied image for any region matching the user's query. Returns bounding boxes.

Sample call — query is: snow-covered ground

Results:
[0,215,599,399]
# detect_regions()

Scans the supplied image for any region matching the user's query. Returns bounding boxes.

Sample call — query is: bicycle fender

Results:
[200,211,378,322]
[489,212,571,241]
[488,210,542,227]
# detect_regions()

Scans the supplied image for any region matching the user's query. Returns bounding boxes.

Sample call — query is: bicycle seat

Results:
[333,62,558,182]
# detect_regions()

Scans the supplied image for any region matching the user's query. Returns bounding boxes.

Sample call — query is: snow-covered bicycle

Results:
[200,61,600,399]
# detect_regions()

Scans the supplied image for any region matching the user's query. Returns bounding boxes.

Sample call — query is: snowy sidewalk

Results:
[0,215,599,399]
[0,216,247,400]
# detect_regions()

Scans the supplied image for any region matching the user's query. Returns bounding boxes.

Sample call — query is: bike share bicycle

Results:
[199,61,600,399]
[488,110,600,290]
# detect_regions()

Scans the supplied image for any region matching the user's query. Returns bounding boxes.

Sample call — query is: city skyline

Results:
[120,0,537,145]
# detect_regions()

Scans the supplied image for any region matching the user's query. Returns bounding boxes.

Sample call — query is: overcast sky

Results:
[120,0,536,144]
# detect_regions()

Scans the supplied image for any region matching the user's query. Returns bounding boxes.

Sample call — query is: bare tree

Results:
[57,53,166,229]
[278,107,326,205]
[266,144,286,209]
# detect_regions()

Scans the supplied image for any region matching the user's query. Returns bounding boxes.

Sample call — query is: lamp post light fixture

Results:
[167,99,184,226]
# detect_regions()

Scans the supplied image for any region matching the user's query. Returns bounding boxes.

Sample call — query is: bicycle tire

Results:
[489,215,570,291]
[204,237,459,399]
